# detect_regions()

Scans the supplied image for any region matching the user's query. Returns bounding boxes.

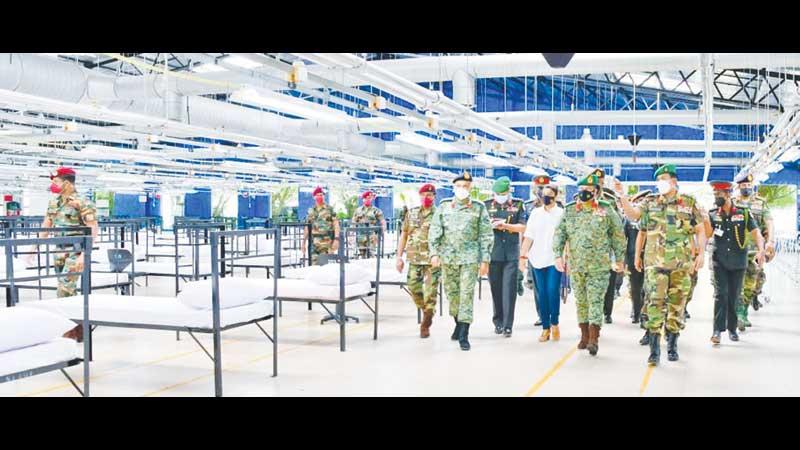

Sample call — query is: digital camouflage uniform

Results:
[306,204,337,265]
[429,198,494,324]
[734,194,770,325]
[402,206,440,313]
[46,194,97,298]
[352,205,384,258]
[638,192,702,335]
[553,199,625,327]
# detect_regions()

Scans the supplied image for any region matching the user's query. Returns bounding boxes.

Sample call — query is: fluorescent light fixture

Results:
[223,55,262,69]
[97,173,148,183]
[309,170,352,181]
[520,165,548,176]
[778,146,800,163]
[474,154,512,167]
[230,87,349,122]
[193,63,228,73]
[553,175,576,185]
[765,162,784,173]
[755,173,769,183]
[395,132,458,153]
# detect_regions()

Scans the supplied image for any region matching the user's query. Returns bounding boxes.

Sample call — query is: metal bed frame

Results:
[0,234,92,396]
[227,222,308,279]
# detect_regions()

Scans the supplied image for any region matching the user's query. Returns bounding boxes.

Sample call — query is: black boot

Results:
[684,308,691,320]
[459,323,471,351]
[451,317,460,341]
[666,331,679,362]
[648,333,661,366]
[752,297,761,311]
[639,330,650,346]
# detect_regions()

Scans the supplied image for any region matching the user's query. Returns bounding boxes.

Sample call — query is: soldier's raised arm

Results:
[613,179,643,221]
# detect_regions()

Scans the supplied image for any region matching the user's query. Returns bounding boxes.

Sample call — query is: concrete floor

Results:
[2,261,798,397]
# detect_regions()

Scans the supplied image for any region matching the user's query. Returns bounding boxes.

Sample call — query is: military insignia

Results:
[678,206,692,214]
[463,171,471,181]
[594,209,607,217]
[732,214,744,222]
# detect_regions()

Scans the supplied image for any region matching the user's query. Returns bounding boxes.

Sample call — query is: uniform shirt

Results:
[709,205,759,271]
[734,195,771,254]
[352,205,384,247]
[553,200,625,274]
[485,197,526,262]
[306,204,337,237]
[46,194,97,235]
[638,193,702,271]
[524,205,564,269]
[401,206,435,265]
[428,198,494,265]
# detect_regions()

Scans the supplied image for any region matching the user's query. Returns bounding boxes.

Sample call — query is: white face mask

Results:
[494,194,508,203]
[656,179,673,195]
[454,187,470,200]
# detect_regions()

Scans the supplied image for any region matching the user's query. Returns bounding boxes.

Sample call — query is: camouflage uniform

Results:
[428,198,494,324]
[638,193,702,335]
[45,194,97,297]
[306,204,337,265]
[553,199,625,327]
[352,205,384,258]
[734,195,770,325]
[402,206,440,313]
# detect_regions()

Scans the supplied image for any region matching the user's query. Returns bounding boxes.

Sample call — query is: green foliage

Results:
[758,184,796,209]
[271,185,298,220]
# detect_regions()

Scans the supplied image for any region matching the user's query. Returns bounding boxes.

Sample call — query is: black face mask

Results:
[578,190,594,202]
[740,188,753,197]
[543,196,554,205]
[714,196,726,207]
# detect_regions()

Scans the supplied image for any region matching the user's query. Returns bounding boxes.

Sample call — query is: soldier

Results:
[683,206,711,321]
[622,189,651,326]
[733,173,774,330]
[301,186,340,266]
[352,190,386,258]
[396,184,440,338]
[40,167,99,342]
[590,168,624,325]
[616,164,707,366]
[485,176,527,337]
[429,171,494,351]
[553,174,625,357]
[523,174,554,327]
[707,181,764,344]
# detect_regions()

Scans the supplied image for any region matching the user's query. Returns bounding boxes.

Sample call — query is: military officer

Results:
[553,174,625,357]
[396,184,440,338]
[429,171,494,351]
[302,186,340,266]
[733,172,774,330]
[485,176,527,337]
[707,181,764,344]
[40,167,99,342]
[523,174,555,327]
[590,168,624,325]
[617,164,707,366]
[352,190,386,258]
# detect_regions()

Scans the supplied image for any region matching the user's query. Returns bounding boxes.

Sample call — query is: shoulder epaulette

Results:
[565,201,576,208]
[598,199,612,208]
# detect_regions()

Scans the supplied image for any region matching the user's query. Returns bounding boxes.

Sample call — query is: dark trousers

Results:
[604,270,617,317]
[713,263,746,333]
[533,265,562,329]
[628,266,645,321]
[490,260,518,329]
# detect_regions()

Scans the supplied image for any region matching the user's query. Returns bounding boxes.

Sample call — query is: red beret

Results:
[312,186,324,196]
[419,183,436,194]
[361,191,374,199]
[710,181,733,191]
[50,167,76,180]
[533,175,550,186]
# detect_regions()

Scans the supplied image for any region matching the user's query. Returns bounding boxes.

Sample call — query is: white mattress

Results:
[349,259,408,284]
[230,252,301,267]
[276,279,373,300]
[27,295,275,329]
[0,338,79,379]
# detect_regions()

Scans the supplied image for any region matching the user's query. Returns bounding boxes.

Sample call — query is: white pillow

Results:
[178,277,273,310]
[314,263,374,286]
[0,307,77,353]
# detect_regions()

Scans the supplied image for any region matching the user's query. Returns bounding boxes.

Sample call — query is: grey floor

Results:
[2,261,798,397]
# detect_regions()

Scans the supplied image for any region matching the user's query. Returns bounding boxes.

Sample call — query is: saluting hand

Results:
[613,179,624,196]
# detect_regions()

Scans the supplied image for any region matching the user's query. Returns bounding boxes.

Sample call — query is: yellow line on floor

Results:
[524,346,577,397]
[639,365,655,396]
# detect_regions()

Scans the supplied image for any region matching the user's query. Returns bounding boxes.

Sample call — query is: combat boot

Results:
[639,330,650,346]
[577,323,589,350]
[666,331,679,362]
[587,324,600,356]
[459,323,471,351]
[648,333,661,366]
[420,310,433,338]
[752,297,762,311]
[451,317,460,340]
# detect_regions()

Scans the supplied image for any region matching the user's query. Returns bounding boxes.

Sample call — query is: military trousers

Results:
[712,263,745,333]
[686,271,699,305]
[645,267,691,335]
[571,270,608,327]
[407,264,440,313]
[489,260,518,330]
[628,266,645,322]
[442,263,479,324]
[740,253,765,308]
[310,240,333,266]
[55,251,83,298]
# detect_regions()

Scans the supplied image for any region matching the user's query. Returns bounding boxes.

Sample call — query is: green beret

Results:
[577,174,599,187]
[653,164,677,180]
[453,171,473,183]
[492,176,511,193]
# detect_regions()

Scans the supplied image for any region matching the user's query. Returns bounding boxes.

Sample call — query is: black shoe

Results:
[503,328,512,338]
[459,323,471,351]
[684,309,691,320]
[639,330,650,346]
[534,320,542,326]
[451,318,460,341]
[648,334,661,366]
[666,331,679,362]
[494,325,503,335]
[632,314,640,324]
[729,330,739,342]
[752,297,761,311]
[604,315,612,324]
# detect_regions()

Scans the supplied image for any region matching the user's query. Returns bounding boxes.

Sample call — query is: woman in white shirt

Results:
[519,186,565,342]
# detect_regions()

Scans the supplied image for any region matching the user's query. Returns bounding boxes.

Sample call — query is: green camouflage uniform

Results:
[402,206,440,313]
[553,199,625,327]
[352,205,384,258]
[638,193,702,335]
[45,194,97,298]
[734,195,770,324]
[428,198,493,324]
[307,204,337,265]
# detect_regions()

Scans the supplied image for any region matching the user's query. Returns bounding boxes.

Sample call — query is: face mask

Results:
[494,194,508,204]
[421,197,434,208]
[363,200,372,207]
[714,196,726,207]
[314,196,324,206]
[578,190,594,202]
[49,183,62,194]
[656,179,673,195]
[454,187,470,200]
[740,188,753,197]
[543,196,554,205]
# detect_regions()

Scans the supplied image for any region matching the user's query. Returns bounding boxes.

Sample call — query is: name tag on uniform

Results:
[678,206,692,214]
[714,228,724,237]
[508,207,518,212]
[594,209,606,217]
[732,214,744,222]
